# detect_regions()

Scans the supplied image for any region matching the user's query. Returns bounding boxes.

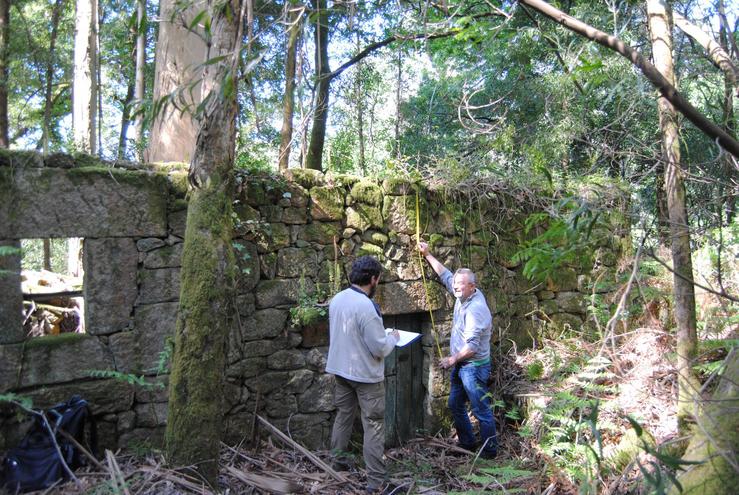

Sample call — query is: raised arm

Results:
[418,241,448,277]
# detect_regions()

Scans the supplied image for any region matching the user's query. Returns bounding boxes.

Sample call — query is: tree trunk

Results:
[355,34,365,174]
[718,0,736,223]
[0,0,9,148]
[145,0,207,163]
[669,350,739,494]
[117,80,135,159]
[43,239,51,271]
[67,237,81,277]
[134,0,146,159]
[646,0,700,430]
[40,0,65,154]
[393,48,402,160]
[278,3,303,172]
[165,0,242,485]
[73,0,98,154]
[305,0,329,171]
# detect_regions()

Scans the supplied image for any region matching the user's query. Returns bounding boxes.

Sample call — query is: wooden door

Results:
[383,314,424,446]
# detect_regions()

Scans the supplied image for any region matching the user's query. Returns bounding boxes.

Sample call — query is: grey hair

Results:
[453,268,476,284]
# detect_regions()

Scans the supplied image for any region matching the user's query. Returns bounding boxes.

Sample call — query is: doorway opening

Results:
[383,313,427,447]
[20,238,85,338]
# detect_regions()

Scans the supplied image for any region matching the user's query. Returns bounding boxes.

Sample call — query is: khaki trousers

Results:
[330,375,386,490]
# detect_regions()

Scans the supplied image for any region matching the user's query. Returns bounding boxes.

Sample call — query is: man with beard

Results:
[326,256,399,494]
[417,242,498,459]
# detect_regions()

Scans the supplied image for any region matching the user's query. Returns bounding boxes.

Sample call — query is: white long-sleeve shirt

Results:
[325,287,398,383]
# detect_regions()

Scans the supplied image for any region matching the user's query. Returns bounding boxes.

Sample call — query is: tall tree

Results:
[72,0,98,154]
[646,0,699,429]
[0,0,8,148]
[278,2,303,171]
[145,0,207,163]
[165,0,243,485]
[40,0,65,155]
[305,0,329,171]
[133,0,146,159]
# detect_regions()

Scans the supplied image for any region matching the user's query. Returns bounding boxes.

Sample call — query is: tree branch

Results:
[518,0,739,159]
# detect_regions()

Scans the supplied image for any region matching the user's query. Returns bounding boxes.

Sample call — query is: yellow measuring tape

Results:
[416,191,443,358]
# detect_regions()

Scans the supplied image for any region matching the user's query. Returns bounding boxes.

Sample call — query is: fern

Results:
[86,370,165,390]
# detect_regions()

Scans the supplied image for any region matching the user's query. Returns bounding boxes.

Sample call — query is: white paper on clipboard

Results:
[386,328,422,347]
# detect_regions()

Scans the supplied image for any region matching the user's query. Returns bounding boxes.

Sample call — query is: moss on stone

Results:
[310,186,345,221]
[168,172,189,199]
[25,332,88,350]
[170,198,189,213]
[287,168,324,189]
[0,149,43,168]
[350,180,383,206]
[367,232,388,246]
[357,242,383,257]
[428,233,444,249]
[72,152,101,168]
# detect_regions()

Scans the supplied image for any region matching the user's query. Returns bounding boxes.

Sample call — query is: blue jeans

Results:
[448,362,497,454]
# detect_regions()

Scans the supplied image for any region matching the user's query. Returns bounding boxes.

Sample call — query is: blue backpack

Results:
[1,395,97,493]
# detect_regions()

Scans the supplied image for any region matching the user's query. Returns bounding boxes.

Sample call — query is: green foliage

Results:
[0,393,34,411]
[231,241,252,275]
[513,198,604,282]
[289,272,326,327]
[526,360,544,381]
[20,238,72,274]
[86,369,165,391]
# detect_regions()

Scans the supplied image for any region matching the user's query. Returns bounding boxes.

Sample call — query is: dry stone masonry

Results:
[0,151,628,452]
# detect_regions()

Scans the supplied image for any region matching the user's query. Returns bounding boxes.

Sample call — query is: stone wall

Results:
[0,151,628,452]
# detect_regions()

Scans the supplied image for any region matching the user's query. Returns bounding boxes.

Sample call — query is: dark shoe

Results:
[479,449,497,460]
[458,442,477,452]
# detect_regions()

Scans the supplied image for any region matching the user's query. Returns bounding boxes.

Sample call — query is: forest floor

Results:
[34,326,691,495]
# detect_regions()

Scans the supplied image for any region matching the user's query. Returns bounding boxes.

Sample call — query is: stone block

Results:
[0,239,23,344]
[0,344,23,392]
[255,278,314,308]
[84,238,138,335]
[255,223,290,253]
[234,240,260,293]
[285,369,315,393]
[546,267,579,292]
[310,186,344,221]
[243,308,288,341]
[349,180,383,206]
[282,207,307,224]
[264,390,298,418]
[136,238,166,252]
[25,378,135,414]
[305,348,327,370]
[259,205,283,222]
[277,247,319,278]
[136,267,180,305]
[19,334,112,388]
[294,222,341,245]
[375,280,447,315]
[110,302,178,374]
[0,167,167,238]
[143,242,183,269]
[346,204,383,232]
[555,291,587,315]
[134,402,169,428]
[510,295,538,317]
[245,371,289,395]
[382,195,429,234]
[135,376,170,403]
[548,313,584,332]
[297,374,335,413]
[168,209,187,237]
[117,426,165,449]
[270,413,331,450]
[268,350,306,370]
[227,357,267,379]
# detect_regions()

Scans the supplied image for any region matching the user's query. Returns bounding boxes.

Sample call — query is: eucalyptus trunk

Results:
[646,0,699,430]
[164,0,242,485]
[40,0,65,154]
[305,0,329,171]
[134,0,146,158]
[145,0,206,163]
[278,3,302,171]
[0,0,9,148]
[72,0,98,154]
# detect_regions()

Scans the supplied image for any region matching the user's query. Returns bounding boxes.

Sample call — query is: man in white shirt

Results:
[326,256,399,493]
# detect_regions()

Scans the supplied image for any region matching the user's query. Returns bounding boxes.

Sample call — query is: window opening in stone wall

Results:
[20,238,85,338]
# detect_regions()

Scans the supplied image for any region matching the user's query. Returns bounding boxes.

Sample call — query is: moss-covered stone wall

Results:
[0,151,628,452]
